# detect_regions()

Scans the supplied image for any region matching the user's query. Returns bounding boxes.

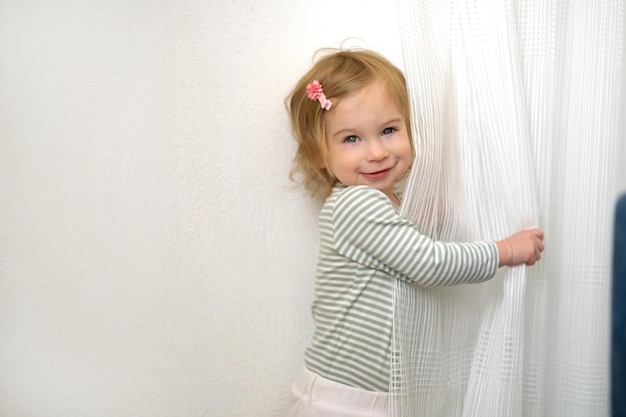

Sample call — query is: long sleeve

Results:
[331,185,499,287]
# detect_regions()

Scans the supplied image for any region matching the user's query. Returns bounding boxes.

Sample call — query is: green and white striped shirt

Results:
[304,184,499,392]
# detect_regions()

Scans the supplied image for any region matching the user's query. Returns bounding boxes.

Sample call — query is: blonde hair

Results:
[286,48,415,200]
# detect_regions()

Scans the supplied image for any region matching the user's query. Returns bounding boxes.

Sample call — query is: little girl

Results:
[285,49,544,417]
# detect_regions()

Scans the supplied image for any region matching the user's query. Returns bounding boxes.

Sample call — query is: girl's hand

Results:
[496,229,545,267]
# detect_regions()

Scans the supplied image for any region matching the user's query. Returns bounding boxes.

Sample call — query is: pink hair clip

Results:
[306,80,332,110]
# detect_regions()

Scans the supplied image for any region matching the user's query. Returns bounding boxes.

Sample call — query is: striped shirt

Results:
[304,184,499,392]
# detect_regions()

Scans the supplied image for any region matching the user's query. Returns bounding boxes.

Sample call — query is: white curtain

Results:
[392,1,624,416]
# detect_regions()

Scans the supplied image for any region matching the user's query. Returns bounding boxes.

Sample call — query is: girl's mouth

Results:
[362,168,391,180]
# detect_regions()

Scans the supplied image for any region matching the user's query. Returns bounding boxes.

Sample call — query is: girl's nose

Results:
[366,140,388,161]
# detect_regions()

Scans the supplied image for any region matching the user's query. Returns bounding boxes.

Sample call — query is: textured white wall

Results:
[0,1,402,416]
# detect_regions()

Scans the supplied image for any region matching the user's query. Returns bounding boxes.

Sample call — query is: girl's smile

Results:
[362,168,392,179]
[322,80,412,203]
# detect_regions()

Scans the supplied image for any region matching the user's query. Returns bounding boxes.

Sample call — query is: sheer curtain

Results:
[392,1,624,416]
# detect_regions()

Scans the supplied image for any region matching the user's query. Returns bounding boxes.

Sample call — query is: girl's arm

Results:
[332,186,543,287]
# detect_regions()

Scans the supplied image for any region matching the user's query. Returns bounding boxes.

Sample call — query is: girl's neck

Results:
[389,193,401,207]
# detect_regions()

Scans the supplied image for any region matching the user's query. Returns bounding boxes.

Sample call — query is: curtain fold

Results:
[393,1,624,416]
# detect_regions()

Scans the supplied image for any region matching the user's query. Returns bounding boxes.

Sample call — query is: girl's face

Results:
[322,80,412,205]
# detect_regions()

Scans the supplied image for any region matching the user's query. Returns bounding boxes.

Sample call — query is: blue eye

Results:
[382,127,396,136]
[344,135,359,143]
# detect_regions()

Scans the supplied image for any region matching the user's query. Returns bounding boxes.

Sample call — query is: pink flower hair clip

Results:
[306,80,332,110]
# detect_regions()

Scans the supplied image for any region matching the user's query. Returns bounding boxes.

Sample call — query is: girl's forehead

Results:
[332,81,399,114]
[335,80,395,106]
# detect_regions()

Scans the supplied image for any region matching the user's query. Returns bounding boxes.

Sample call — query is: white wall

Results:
[0,1,402,416]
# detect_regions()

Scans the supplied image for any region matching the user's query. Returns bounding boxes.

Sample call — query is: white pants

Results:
[286,366,389,417]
